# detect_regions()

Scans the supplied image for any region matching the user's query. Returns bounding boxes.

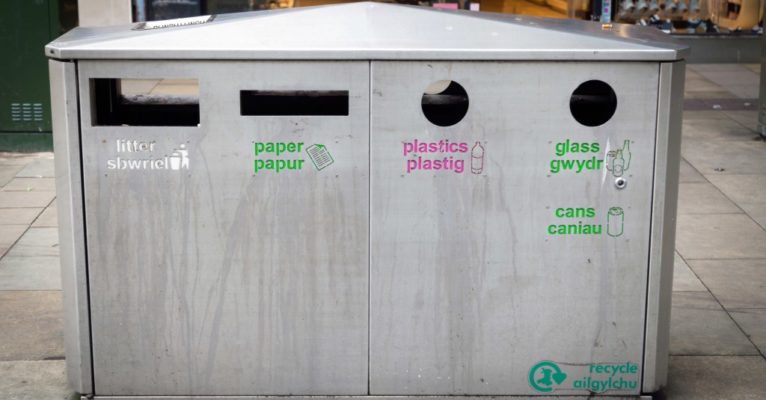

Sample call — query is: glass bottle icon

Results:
[471,141,484,174]
[622,139,631,170]
[612,150,625,177]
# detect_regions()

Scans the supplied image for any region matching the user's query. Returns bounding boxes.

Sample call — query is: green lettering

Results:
[550,160,560,174]
[275,159,286,172]
[595,365,605,373]
[276,142,287,156]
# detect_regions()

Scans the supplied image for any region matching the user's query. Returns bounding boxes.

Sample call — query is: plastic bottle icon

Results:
[471,141,484,174]
[607,207,624,237]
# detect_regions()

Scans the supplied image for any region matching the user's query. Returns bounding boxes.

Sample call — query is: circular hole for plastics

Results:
[421,80,469,127]
[569,80,617,127]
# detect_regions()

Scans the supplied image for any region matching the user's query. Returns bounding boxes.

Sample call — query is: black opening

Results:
[569,80,617,127]
[421,80,469,127]
[240,90,349,116]
[92,78,200,126]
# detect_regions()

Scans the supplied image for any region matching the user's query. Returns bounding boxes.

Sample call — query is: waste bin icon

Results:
[47,3,687,398]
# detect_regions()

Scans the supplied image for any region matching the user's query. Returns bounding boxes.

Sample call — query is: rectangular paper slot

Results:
[240,90,349,116]
[92,78,200,126]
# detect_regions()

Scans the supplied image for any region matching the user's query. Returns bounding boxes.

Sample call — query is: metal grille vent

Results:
[10,103,44,122]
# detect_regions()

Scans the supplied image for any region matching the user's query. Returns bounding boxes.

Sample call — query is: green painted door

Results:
[0,0,58,134]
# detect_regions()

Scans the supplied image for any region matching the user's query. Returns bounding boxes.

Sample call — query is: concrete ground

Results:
[1,64,765,399]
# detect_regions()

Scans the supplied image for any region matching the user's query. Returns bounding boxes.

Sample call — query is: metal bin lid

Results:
[46,1,688,61]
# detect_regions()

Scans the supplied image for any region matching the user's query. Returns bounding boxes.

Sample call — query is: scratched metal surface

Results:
[77,60,370,396]
[642,61,685,393]
[50,60,93,394]
[369,61,659,395]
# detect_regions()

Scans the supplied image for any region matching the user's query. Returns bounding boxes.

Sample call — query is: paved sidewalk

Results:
[1,64,766,399]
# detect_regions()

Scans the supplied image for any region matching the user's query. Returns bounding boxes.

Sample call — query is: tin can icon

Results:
[471,141,484,174]
[607,207,624,237]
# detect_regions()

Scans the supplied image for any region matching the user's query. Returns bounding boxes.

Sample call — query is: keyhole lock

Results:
[615,177,627,189]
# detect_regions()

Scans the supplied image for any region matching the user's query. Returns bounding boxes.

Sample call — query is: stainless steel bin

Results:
[47,3,687,398]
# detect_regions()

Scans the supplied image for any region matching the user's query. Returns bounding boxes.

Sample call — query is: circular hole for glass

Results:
[421,80,469,127]
[569,80,617,127]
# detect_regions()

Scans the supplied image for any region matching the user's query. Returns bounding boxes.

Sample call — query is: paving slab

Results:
[736,204,766,230]
[32,204,58,228]
[726,84,760,99]
[0,256,61,291]
[689,259,766,309]
[729,309,766,354]
[675,213,766,260]
[682,118,758,141]
[677,182,741,215]
[0,165,25,187]
[678,159,706,183]
[0,208,44,225]
[0,191,55,209]
[670,291,758,355]
[0,154,39,166]
[707,174,766,204]
[683,90,737,99]
[683,77,725,93]
[5,228,59,257]
[682,110,730,120]
[695,66,760,86]
[707,174,766,229]
[690,64,754,73]
[681,138,766,176]
[15,157,55,179]
[0,360,72,400]
[724,110,760,132]
[665,356,766,399]
[743,64,761,74]
[0,291,64,361]
[2,178,56,192]
[673,252,706,292]
[0,224,27,249]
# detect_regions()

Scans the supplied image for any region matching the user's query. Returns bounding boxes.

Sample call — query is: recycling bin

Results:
[47,3,687,399]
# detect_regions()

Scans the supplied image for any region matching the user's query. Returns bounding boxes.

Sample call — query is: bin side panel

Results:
[370,61,659,396]
[49,59,93,394]
[642,61,685,393]
[77,60,369,396]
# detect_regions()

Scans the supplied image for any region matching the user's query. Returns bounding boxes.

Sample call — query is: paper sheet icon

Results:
[306,144,334,171]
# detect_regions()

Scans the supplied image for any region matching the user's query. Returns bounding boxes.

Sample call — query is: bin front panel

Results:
[78,60,369,396]
[370,61,659,395]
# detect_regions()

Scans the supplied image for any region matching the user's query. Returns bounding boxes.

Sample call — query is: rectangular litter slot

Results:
[240,90,349,116]
[92,78,200,126]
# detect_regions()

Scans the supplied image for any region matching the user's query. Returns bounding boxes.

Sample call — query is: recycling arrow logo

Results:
[529,361,568,393]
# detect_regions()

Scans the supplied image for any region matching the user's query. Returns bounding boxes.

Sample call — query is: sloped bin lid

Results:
[46,1,688,61]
